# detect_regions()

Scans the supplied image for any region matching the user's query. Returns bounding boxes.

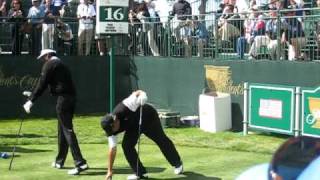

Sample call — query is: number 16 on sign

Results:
[96,0,129,35]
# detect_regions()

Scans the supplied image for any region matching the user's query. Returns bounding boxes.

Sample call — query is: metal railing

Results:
[0,7,320,61]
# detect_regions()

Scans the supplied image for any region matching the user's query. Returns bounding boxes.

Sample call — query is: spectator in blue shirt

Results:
[27,0,45,55]
[192,16,209,57]
[51,0,67,16]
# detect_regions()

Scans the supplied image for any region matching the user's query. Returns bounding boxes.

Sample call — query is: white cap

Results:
[37,49,56,59]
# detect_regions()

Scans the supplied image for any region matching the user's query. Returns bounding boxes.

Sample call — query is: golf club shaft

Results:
[136,104,143,177]
[9,117,24,170]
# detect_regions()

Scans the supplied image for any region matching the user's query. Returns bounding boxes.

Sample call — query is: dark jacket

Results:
[30,57,76,102]
[111,103,158,135]
[171,0,192,20]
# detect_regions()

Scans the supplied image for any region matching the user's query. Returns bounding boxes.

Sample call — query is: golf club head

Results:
[22,91,31,97]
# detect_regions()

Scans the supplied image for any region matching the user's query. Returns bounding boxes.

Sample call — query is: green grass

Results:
[0,116,287,180]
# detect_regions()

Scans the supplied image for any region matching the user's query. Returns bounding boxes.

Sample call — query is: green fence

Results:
[301,87,320,137]
[247,83,296,135]
[245,83,320,137]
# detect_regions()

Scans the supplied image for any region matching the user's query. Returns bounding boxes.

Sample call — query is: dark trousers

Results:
[55,95,86,167]
[29,25,42,55]
[11,25,24,55]
[237,36,246,59]
[122,108,181,176]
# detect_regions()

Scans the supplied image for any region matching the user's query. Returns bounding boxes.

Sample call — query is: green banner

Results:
[301,87,320,137]
[249,83,295,135]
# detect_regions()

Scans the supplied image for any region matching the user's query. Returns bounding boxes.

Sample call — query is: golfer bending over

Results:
[23,49,88,175]
[101,90,183,180]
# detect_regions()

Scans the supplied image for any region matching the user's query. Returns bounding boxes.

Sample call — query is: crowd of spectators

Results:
[0,0,99,56]
[217,0,318,61]
[0,0,319,60]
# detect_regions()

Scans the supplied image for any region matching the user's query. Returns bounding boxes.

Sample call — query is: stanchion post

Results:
[294,86,301,137]
[109,36,115,113]
[243,82,249,136]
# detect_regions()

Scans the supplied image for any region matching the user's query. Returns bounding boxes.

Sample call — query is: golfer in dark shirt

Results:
[101,90,183,180]
[23,49,88,175]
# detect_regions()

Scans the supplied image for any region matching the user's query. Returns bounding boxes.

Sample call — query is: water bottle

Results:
[0,152,9,159]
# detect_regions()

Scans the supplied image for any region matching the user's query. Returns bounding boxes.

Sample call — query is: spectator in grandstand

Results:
[144,0,160,56]
[236,6,259,59]
[51,0,67,17]
[95,34,112,56]
[248,15,270,60]
[237,5,260,59]
[228,0,239,13]
[192,15,209,57]
[56,19,73,55]
[27,0,45,55]
[236,15,247,59]
[0,0,6,17]
[281,7,306,61]
[76,0,95,56]
[216,0,240,17]
[169,0,192,43]
[128,8,140,55]
[315,0,320,48]
[250,0,269,10]
[217,4,240,43]
[41,0,56,50]
[89,0,107,56]
[7,0,26,55]
[180,17,192,57]
[287,0,304,22]
[129,0,150,56]
[266,8,283,60]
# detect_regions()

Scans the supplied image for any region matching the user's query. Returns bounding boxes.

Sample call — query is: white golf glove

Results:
[137,91,148,105]
[23,100,33,114]
[22,91,32,97]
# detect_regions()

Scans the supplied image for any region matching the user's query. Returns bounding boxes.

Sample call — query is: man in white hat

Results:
[23,49,88,175]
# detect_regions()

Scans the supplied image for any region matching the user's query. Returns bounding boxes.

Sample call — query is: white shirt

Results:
[108,135,117,149]
[110,91,147,148]
[77,3,96,30]
[122,91,147,112]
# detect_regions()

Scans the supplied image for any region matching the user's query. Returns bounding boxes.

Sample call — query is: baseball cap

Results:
[101,114,114,136]
[268,136,320,180]
[37,49,56,59]
[236,137,320,180]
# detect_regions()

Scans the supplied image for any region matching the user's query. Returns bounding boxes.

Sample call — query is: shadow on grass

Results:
[0,146,52,153]
[79,167,220,179]
[0,133,45,138]
[79,167,165,176]
[148,171,221,180]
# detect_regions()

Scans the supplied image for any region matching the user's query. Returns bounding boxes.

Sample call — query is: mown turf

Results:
[0,117,287,179]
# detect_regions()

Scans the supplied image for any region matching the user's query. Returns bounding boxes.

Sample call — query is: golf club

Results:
[136,98,143,179]
[8,114,24,170]
[9,91,32,170]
